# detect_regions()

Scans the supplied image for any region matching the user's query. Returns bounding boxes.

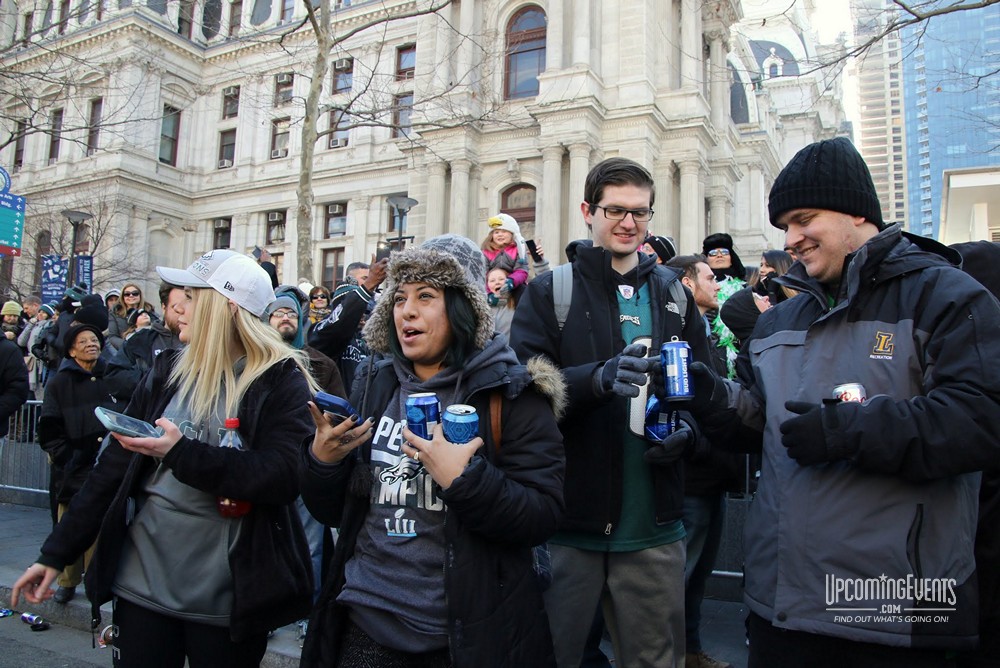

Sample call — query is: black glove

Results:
[595,343,650,398]
[687,361,728,415]
[644,421,694,466]
[780,400,857,466]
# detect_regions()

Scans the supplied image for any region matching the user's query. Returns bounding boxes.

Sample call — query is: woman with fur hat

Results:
[300,234,566,667]
[481,213,530,296]
[36,323,117,604]
[13,250,318,666]
[701,233,747,378]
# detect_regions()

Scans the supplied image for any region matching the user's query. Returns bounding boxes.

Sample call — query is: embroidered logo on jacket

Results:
[871,331,895,360]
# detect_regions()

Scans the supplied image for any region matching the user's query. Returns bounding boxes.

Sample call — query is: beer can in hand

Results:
[832,383,867,403]
[405,393,441,440]
[443,405,479,444]
[660,340,694,401]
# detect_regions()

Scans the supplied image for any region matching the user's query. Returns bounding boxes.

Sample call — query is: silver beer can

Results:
[832,383,867,403]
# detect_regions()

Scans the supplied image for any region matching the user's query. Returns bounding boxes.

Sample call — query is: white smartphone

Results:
[94,407,162,438]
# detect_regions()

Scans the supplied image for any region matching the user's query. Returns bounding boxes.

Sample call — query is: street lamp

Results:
[386,195,418,251]
[61,209,93,288]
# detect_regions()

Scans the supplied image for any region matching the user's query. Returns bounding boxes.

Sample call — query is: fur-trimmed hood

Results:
[363,234,492,354]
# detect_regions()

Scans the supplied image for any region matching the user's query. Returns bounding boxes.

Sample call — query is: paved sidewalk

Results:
[0,502,750,667]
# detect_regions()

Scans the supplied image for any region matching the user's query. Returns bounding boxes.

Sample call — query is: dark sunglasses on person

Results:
[706,249,731,257]
[123,290,141,297]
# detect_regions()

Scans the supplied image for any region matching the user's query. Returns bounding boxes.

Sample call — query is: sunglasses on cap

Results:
[706,249,731,257]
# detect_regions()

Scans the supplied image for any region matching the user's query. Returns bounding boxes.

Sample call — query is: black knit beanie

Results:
[768,137,884,229]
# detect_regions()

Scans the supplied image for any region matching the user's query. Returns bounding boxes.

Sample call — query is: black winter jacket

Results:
[299,354,565,668]
[37,358,117,502]
[35,350,315,640]
[510,243,713,533]
[104,322,182,400]
[0,337,29,438]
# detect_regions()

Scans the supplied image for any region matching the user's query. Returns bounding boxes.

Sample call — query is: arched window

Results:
[504,6,546,100]
[501,183,537,240]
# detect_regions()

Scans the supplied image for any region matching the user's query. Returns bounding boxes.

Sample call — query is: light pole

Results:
[386,195,418,251]
[61,209,93,289]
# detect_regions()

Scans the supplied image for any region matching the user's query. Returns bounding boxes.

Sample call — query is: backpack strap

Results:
[551,263,573,331]
[490,390,503,453]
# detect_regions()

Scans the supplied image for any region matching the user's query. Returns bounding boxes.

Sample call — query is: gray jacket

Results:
[723,226,1000,650]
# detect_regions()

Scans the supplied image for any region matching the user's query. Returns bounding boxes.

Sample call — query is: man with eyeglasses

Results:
[511,157,713,668]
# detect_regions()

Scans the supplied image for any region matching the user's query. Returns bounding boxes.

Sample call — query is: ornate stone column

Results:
[426,162,448,240]
[546,0,564,71]
[678,160,702,253]
[449,158,471,240]
[572,0,591,66]
[567,143,591,243]
[541,145,565,262]
[708,31,728,130]
[709,194,728,235]
[681,0,700,88]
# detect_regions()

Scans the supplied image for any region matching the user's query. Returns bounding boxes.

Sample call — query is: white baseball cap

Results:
[156,250,275,317]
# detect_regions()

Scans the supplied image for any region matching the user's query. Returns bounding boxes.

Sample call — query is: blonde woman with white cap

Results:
[13,249,318,667]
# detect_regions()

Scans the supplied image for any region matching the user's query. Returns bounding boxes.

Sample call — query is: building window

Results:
[159,105,181,165]
[328,110,349,149]
[222,85,240,118]
[274,72,294,106]
[332,57,353,93]
[279,0,293,22]
[321,248,345,290]
[22,12,33,45]
[48,108,63,164]
[228,0,242,35]
[324,202,347,237]
[58,0,70,34]
[13,121,26,171]
[178,0,194,36]
[270,118,290,158]
[86,98,103,155]
[213,217,232,249]
[391,93,413,138]
[504,6,546,100]
[218,129,236,167]
[271,253,283,282]
[396,44,416,80]
[266,210,286,243]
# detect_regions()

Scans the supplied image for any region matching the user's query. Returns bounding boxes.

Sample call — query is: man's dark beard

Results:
[280,327,297,343]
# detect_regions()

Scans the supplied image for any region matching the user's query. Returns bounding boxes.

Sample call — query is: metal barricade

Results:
[0,400,49,507]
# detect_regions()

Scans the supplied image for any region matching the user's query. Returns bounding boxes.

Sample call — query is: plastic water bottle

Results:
[216,418,252,518]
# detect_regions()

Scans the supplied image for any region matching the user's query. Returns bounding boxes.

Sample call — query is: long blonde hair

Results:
[168,288,317,424]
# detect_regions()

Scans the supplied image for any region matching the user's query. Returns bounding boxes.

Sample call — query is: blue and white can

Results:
[443,405,479,444]
[405,392,440,440]
[644,396,679,441]
[661,340,693,401]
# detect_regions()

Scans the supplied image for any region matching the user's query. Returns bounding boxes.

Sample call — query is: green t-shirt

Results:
[553,282,684,552]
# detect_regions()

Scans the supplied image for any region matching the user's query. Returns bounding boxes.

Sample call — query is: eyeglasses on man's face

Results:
[123,291,141,297]
[706,248,731,257]
[270,309,297,321]
[589,204,654,224]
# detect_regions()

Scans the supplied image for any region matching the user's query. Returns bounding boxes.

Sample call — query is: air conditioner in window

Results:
[328,137,348,149]
[276,73,293,84]
[333,58,352,71]
[327,203,345,216]
[268,211,285,222]
[223,86,239,97]
[218,159,233,169]
[271,148,288,159]
[214,218,231,229]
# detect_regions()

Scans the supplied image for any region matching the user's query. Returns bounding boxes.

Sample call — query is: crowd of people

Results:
[4,137,1000,668]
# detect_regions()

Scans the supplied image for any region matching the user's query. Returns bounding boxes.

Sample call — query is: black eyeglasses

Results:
[589,204,654,223]
[122,291,141,297]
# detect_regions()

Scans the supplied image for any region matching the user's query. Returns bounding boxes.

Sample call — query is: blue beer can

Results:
[405,392,440,440]
[644,396,678,441]
[661,340,693,401]
[443,405,479,444]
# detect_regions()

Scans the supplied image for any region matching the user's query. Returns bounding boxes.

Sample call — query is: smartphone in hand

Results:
[94,407,162,438]
[525,239,543,263]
